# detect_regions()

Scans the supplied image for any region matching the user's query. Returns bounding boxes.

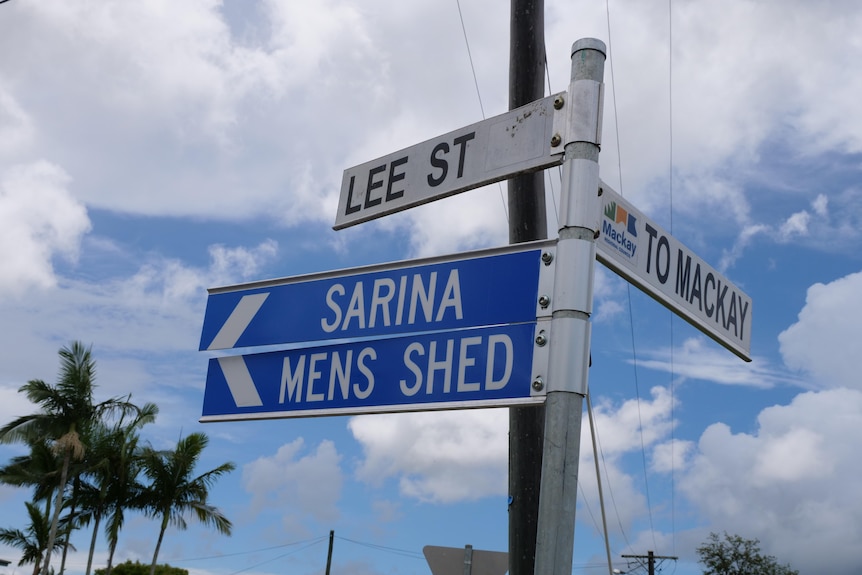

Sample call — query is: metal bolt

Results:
[598,186,604,196]
[535,331,547,346]
[541,252,553,265]
[532,377,544,391]
[538,295,550,308]
[550,133,561,147]
[553,95,565,110]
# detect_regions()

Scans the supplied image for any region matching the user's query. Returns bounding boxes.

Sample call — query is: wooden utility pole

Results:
[325,530,334,575]
[507,1,546,575]
[621,551,678,575]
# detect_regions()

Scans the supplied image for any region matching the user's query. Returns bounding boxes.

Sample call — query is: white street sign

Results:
[596,182,752,361]
[334,93,565,229]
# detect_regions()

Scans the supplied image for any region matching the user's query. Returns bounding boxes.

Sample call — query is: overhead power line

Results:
[621,551,678,575]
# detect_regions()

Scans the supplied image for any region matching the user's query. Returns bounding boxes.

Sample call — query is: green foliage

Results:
[95,560,187,575]
[697,532,799,575]
[0,501,66,574]
[0,342,235,575]
[0,438,61,505]
[140,432,235,575]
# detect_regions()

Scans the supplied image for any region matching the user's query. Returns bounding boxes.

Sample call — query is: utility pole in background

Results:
[621,551,679,575]
[325,530,334,575]
[507,1,546,575]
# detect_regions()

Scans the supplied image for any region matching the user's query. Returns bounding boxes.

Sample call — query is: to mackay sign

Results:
[334,93,565,229]
[200,240,555,352]
[596,183,752,361]
[200,322,548,421]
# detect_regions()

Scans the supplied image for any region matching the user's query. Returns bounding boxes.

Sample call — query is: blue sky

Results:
[1,1,861,575]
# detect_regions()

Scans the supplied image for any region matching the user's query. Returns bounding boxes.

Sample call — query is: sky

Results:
[1,1,861,574]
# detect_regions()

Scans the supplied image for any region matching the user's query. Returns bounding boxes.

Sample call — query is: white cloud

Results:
[777,210,810,241]
[391,186,510,258]
[576,387,682,539]
[588,386,675,457]
[2,0,860,264]
[242,438,344,527]
[0,86,34,159]
[779,270,862,389]
[349,409,509,503]
[651,438,694,474]
[0,161,90,296]
[206,240,279,288]
[0,0,392,222]
[577,453,649,539]
[679,388,862,575]
[348,385,678,514]
[0,237,279,418]
[811,193,828,217]
[719,223,768,272]
[49,239,277,354]
[547,0,862,271]
[637,338,790,388]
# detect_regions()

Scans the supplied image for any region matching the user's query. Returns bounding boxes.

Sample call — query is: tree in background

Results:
[77,402,158,575]
[96,560,187,575]
[0,438,61,517]
[697,532,799,575]
[0,501,68,575]
[0,343,236,575]
[0,342,142,575]
[100,403,159,575]
[139,432,235,575]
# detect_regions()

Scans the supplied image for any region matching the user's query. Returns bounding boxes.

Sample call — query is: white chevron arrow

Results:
[217,356,263,407]
[207,292,270,350]
[208,293,269,407]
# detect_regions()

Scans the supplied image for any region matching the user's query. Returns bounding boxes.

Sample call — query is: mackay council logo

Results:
[601,199,639,262]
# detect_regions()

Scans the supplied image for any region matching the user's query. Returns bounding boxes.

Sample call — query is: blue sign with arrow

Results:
[200,322,547,421]
[199,240,555,351]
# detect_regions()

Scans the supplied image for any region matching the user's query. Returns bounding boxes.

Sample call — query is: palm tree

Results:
[76,473,108,575]
[0,501,67,575]
[75,422,120,575]
[58,471,85,575]
[102,403,158,575]
[74,404,158,575]
[0,439,71,574]
[0,438,61,510]
[139,432,235,575]
[0,341,140,575]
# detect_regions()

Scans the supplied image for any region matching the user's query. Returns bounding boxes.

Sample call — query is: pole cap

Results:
[571,38,606,57]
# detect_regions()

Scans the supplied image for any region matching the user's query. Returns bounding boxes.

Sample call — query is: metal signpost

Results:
[531,38,605,575]
[596,182,752,361]
[199,36,752,575]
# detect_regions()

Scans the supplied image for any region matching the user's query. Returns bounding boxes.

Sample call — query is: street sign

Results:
[424,545,508,575]
[200,240,556,352]
[200,322,549,421]
[595,182,752,361]
[334,93,565,229]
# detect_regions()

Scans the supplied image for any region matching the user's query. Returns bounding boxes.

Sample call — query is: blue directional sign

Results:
[200,322,547,421]
[199,240,555,351]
